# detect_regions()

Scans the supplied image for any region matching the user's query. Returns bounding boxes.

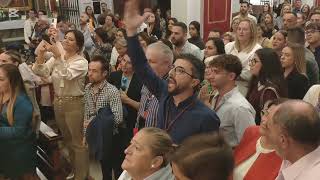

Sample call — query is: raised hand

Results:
[123,0,151,36]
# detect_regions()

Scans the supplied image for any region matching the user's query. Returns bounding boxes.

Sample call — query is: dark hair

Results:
[273,100,320,146]
[241,1,250,6]
[206,37,226,55]
[85,6,97,26]
[210,28,222,34]
[90,55,109,72]
[189,21,201,36]
[95,27,111,44]
[176,54,205,83]
[165,17,178,39]
[287,27,305,44]
[65,30,85,53]
[173,22,188,33]
[247,48,287,98]
[305,22,320,31]
[208,54,242,80]
[138,32,152,45]
[117,28,127,39]
[170,132,234,180]
[276,30,288,39]
[3,50,22,64]
[97,13,107,26]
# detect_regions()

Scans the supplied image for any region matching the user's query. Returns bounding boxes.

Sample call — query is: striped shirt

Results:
[136,85,159,128]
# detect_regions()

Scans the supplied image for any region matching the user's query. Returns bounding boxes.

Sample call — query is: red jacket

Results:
[233,126,282,180]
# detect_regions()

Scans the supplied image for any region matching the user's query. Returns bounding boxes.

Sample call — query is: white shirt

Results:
[225,42,262,95]
[174,41,203,60]
[110,46,119,66]
[212,86,256,147]
[234,138,274,180]
[32,54,88,97]
[24,18,38,44]
[303,85,320,107]
[118,164,174,180]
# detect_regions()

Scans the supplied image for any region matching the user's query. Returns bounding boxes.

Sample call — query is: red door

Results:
[203,0,232,40]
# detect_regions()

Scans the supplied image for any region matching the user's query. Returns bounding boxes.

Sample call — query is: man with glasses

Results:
[123,0,220,144]
[306,23,320,71]
[264,100,320,180]
[204,54,255,147]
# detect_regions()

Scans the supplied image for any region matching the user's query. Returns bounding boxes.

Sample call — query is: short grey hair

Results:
[147,42,174,64]
[273,100,320,146]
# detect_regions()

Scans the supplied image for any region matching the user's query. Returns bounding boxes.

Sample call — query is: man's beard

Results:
[172,39,184,47]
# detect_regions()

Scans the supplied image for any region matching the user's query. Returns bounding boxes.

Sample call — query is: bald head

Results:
[273,100,320,146]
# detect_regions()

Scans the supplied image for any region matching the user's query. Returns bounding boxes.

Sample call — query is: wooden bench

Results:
[37,121,70,180]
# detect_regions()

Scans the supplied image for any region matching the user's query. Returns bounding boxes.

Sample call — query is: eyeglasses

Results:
[305,29,320,34]
[249,57,261,66]
[170,66,194,78]
[261,108,270,117]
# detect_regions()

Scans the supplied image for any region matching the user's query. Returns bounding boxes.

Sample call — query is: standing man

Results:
[233,1,257,24]
[24,9,38,46]
[84,55,123,180]
[171,22,203,60]
[79,13,95,55]
[204,54,256,147]
[265,100,320,180]
[124,0,220,144]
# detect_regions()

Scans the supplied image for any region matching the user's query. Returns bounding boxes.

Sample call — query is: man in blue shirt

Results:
[123,0,220,144]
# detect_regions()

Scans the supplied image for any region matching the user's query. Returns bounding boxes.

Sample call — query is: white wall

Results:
[171,0,203,36]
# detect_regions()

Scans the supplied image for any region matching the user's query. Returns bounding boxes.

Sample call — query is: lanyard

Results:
[165,98,195,132]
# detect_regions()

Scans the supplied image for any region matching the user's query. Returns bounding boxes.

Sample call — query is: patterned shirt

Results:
[136,85,159,128]
[84,80,123,134]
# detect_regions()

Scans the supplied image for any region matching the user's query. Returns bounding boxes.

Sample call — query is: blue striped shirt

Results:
[136,85,159,127]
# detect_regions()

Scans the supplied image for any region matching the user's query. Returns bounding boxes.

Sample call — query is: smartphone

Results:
[42,34,52,45]
[51,18,57,29]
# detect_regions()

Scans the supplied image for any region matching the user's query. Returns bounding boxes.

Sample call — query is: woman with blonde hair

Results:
[280,43,309,99]
[0,64,37,179]
[118,127,174,180]
[225,18,262,95]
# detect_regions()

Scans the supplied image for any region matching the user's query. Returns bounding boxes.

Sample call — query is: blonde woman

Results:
[225,18,261,95]
[280,43,309,99]
[33,30,89,179]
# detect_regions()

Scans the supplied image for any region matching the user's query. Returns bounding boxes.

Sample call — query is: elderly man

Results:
[265,100,320,180]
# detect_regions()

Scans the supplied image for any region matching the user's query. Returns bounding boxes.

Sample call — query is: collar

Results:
[172,93,197,109]
[89,79,108,92]
[279,146,320,180]
[212,86,238,110]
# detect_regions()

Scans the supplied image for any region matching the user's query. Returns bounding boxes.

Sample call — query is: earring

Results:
[151,165,155,168]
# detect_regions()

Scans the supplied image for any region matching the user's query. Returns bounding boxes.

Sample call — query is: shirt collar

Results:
[90,79,108,91]
[172,93,197,109]
[280,146,320,180]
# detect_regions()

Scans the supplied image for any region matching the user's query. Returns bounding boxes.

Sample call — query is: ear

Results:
[191,79,201,89]
[228,72,236,81]
[103,70,108,77]
[279,133,290,149]
[151,156,164,169]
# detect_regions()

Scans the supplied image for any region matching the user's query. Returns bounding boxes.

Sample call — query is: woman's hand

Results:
[124,0,152,36]
[199,84,211,107]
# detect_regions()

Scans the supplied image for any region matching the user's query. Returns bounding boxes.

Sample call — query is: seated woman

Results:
[233,99,285,180]
[118,127,174,180]
[203,37,225,64]
[188,21,205,50]
[247,48,287,125]
[170,133,234,180]
[0,64,37,179]
[280,43,309,99]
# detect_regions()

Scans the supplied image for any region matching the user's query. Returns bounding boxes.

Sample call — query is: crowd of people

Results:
[1,0,320,179]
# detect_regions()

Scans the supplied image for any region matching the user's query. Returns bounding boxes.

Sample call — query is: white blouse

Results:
[32,54,88,97]
[233,137,274,180]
